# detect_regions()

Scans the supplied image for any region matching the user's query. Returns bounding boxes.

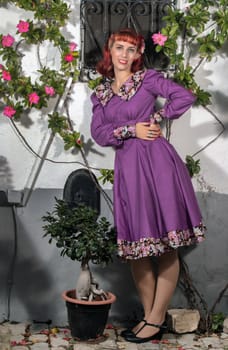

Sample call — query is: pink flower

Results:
[3,106,16,118]
[1,34,15,47]
[64,54,74,62]
[28,92,40,104]
[17,20,30,33]
[106,324,114,329]
[2,70,12,81]
[45,86,55,96]
[19,340,28,345]
[152,32,168,46]
[76,138,82,146]
[69,42,77,51]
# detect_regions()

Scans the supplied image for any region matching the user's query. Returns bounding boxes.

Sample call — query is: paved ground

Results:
[0,322,228,350]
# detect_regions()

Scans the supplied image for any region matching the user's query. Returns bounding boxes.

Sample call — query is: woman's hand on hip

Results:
[135,122,162,140]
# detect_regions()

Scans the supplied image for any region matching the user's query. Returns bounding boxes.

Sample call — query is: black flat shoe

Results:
[124,321,167,344]
[120,328,134,337]
[120,319,146,338]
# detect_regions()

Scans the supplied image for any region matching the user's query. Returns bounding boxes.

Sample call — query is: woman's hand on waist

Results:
[135,122,162,140]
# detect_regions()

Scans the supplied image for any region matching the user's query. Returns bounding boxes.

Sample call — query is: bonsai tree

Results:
[42,198,117,301]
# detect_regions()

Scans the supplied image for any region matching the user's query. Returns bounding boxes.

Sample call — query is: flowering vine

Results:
[158,0,227,106]
[0,1,82,150]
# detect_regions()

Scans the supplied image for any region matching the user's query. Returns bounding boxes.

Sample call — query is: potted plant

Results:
[42,198,117,341]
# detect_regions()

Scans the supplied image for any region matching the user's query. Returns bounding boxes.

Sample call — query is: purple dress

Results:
[91,69,205,260]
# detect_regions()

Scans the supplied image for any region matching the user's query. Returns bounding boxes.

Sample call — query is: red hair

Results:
[96,28,145,78]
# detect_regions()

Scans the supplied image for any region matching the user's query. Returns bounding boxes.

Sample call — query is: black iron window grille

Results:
[79,0,176,80]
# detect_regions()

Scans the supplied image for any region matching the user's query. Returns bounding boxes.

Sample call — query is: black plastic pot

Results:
[62,289,116,340]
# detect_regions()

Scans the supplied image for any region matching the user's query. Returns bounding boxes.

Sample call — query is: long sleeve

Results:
[144,70,196,120]
[90,93,124,147]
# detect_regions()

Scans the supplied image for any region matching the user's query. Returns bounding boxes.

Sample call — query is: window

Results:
[79,0,176,80]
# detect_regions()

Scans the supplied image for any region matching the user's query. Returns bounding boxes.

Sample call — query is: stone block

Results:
[167,309,200,333]
[176,332,197,346]
[30,343,49,350]
[29,334,48,343]
[49,336,69,347]
[6,323,26,336]
[201,335,222,348]
[73,345,97,350]
[0,324,11,350]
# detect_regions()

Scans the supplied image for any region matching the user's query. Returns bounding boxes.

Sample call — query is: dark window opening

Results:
[79,0,176,80]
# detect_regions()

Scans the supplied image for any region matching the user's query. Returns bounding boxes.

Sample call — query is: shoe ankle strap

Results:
[134,319,147,335]
[134,319,167,336]
[145,321,167,330]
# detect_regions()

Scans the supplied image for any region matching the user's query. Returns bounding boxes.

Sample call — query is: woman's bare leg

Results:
[136,250,180,338]
[130,257,156,330]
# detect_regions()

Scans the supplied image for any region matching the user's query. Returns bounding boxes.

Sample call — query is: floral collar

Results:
[95,69,146,106]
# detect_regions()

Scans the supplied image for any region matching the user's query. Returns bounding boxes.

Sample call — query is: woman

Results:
[90,28,205,343]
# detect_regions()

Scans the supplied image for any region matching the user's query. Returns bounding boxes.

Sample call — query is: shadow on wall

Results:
[0,156,13,191]
[0,206,55,322]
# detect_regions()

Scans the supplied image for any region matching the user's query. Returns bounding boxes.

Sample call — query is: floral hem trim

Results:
[117,223,206,260]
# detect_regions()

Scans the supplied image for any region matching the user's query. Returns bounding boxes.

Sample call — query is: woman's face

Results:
[110,40,140,73]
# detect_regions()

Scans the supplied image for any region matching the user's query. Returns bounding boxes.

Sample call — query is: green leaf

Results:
[211,312,225,332]
[88,76,103,90]
[42,199,117,265]
[185,155,201,177]
[98,169,114,185]
[48,112,68,133]
[61,131,82,150]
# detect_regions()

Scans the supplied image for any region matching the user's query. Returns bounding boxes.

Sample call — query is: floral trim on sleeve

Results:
[113,125,136,140]
[150,108,165,124]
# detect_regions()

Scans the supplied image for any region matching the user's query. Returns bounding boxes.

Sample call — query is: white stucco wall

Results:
[172,54,228,195]
[1,2,228,195]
